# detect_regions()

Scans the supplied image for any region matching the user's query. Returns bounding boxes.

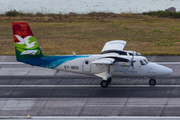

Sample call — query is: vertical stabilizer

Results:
[12,22,43,61]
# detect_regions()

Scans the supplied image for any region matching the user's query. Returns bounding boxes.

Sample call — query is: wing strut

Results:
[107,64,110,74]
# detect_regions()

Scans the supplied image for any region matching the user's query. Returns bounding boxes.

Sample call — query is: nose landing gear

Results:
[100,80,108,88]
[100,77,112,88]
[107,77,112,84]
[149,78,156,85]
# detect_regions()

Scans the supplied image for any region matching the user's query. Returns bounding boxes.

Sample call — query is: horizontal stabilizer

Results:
[20,50,37,55]
[91,58,115,64]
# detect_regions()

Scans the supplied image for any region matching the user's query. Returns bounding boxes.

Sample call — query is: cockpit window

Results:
[140,60,146,65]
[143,59,148,64]
[140,59,148,65]
[129,53,133,56]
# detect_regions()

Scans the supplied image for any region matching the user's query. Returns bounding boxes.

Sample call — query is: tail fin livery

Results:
[12,22,43,61]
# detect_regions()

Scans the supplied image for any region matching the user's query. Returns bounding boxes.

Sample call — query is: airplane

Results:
[12,22,173,88]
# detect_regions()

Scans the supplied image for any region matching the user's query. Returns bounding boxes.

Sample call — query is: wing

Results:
[101,40,126,53]
[92,57,130,65]
[91,58,115,64]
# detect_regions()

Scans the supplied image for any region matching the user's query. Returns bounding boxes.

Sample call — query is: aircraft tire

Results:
[149,79,156,85]
[100,80,109,88]
[107,77,112,84]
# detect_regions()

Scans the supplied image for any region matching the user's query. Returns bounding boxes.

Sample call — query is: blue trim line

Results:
[18,55,90,69]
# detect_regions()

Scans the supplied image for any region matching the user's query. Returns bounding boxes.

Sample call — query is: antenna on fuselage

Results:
[72,52,76,55]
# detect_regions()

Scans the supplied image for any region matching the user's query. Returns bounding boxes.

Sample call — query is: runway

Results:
[0,55,180,117]
[0,76,180,116]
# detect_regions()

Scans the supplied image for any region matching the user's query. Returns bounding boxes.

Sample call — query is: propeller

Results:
[130,42,140,70]
[131,50,136,70]
[136,44,141,56]
[136,45,139,55]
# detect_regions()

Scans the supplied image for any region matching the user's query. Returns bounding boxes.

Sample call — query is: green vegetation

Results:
[5,10,24,16]
[1,10,180,55]
[143,10,180,18]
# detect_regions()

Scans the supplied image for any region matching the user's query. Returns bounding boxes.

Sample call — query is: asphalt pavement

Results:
[0,55,180,118]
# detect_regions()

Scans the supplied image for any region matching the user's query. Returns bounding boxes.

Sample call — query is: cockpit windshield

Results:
[140,59,148,65]
[143,59,148,64]
[140,60,145,65]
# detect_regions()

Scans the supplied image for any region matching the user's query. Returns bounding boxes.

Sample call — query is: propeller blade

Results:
[136,45,139,55]
[131,51,136,70]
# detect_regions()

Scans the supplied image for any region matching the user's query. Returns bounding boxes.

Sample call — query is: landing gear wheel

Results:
[149,79,156,85]
[100,80,109,88]
[107,77,112,84]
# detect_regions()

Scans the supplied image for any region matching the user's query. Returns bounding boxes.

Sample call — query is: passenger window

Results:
[85,61,89,65]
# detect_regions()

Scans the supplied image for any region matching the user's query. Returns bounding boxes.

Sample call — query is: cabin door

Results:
[82,60,91,72]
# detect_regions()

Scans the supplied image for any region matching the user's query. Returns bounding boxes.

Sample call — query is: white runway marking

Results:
[0,85,180,88]
[31,116,180,120]
[1,116,180,120]
[0,62,24,64]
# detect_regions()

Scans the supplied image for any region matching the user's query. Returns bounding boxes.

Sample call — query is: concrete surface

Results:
[2,116,180,120]
[0,76,180,116]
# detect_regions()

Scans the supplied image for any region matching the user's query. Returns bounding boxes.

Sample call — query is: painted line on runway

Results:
[2,116,180,120]
[0,62,24,64]
[0,85,180,88]
[2,116,180,119]
[33,116,180,120]
[32,116,180,120]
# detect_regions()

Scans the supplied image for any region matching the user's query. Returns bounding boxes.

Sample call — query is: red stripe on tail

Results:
[12,22,34,42]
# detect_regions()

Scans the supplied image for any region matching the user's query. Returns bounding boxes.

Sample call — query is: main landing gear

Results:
[149,78,156,85]
[100,77,112,88]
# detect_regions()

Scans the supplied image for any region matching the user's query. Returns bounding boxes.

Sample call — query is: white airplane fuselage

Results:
[55,54,172,78]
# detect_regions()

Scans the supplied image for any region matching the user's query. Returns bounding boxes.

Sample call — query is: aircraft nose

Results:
[160,66,173,76]
[165,67,173,75]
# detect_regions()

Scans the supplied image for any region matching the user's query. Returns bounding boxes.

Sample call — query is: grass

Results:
[1,10,180,55]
